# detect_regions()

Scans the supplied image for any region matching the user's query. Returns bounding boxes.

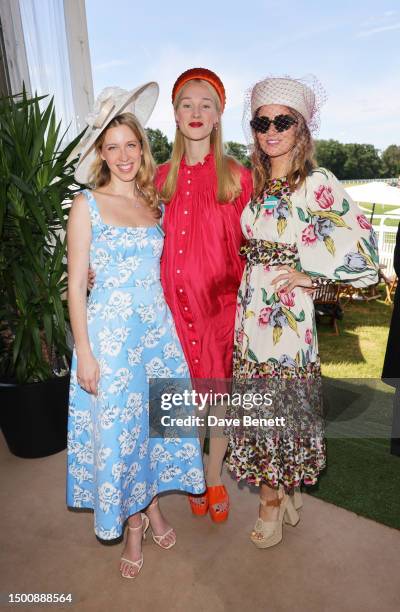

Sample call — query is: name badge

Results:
[263,195,278,210]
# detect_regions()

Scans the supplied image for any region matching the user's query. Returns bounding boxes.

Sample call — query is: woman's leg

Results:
[205,401,228,486]
[120,512,147,578]
[145,496,176,548]
[258,483,282,521]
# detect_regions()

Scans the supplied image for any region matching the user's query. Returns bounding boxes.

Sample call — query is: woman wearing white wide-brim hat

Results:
[224,75,380,548]
[66,83,205,579]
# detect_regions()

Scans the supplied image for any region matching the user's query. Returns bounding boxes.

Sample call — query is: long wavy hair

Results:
[89,112,159,212]
[160,79,242,203]
[251,107,316,198]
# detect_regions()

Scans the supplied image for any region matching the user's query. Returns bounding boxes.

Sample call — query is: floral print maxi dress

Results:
[67,190,205,540]
[225,168,379,491]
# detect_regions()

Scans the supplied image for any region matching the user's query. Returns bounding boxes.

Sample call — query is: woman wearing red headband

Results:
[156,68,253,522]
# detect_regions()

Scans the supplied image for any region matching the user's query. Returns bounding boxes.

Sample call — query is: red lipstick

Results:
[189,122,203,127]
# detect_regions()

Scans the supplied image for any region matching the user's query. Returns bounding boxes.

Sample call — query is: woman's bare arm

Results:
[67,194,99,394]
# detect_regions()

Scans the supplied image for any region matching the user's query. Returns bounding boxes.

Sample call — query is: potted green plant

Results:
[0,89,82,458]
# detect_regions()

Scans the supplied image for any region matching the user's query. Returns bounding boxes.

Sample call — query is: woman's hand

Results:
[271,265,313,293]
[77,351,100,395]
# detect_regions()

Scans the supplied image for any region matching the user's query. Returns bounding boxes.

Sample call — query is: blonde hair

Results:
[89,112,159,212]
[251,107,316,198]
[160,79,242,203]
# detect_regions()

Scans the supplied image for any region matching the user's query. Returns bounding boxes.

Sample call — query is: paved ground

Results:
[1,433,399,612]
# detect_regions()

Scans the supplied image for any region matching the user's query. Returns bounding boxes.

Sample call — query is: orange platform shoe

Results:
[208,485,229,523]
[188,491,209,516]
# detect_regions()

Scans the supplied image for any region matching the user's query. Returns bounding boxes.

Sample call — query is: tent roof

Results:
[345,182,400,206]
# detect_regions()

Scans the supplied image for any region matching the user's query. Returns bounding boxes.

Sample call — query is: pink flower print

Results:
[315,185,334,209]
[305,329,312,345]
[245,223,254,238]
[357,214,372,230]
[278,288,296,308]
[301,224,317,246]
[258,306,272,327]
[263,207,274,217]
[263,265,271,272]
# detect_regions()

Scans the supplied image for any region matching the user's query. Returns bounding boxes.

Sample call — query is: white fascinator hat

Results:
[72,82,159,184]
[243,75,326,144]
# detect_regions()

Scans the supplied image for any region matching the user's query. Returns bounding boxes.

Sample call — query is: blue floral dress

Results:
[67,190,205,540]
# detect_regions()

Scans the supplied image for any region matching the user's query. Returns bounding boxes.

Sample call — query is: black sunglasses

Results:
[250,114,297,133]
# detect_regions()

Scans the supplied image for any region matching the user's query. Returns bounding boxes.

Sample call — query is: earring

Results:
[176,122,180,130]
[214,123,218,131]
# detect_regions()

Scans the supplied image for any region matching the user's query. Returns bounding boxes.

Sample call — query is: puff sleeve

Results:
[291,168,379,288]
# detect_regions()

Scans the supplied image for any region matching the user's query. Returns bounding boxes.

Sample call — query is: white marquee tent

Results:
[345,182,400,207]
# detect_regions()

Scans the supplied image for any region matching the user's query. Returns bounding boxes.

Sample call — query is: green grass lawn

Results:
[309,292,400,529]
[318,293,391,378]
[357,203,400,227]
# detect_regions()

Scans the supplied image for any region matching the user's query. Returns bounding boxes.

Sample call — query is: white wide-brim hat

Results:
[72,82,159,184]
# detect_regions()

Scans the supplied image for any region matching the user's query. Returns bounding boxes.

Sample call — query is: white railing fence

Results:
[373,215,399,277]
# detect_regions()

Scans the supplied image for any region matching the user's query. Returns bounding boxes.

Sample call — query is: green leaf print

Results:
[357,240,375,267]
[281,306,300,336]
[273,326,283,345]
[297,207,309,223]
[324,236,336,256]
[262,288,277,305]
[341,199,350,216]
[307,208,351,228]
[360,237,379,264]
[277,217,287,237]
[333,264,360,276]
[247,348,259,363]
[296,310,305,322]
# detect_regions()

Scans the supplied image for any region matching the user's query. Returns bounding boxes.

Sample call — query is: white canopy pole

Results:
[0,0,31,94]
[63,0,94,132]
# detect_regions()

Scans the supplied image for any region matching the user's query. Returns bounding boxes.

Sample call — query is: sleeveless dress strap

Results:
[81,189,104,229]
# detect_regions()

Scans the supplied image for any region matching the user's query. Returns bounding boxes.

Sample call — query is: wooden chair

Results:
[313,284,342,335]
[378,266,398,305]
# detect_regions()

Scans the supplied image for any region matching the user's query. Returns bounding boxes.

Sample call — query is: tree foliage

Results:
[146,128,172,164]
[381,145,400,177]
[224,141,251,168]
[314,140,347,178]
[315,139,399,180]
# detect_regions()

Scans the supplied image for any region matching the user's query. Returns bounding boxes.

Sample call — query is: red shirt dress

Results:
[156,153,253,379]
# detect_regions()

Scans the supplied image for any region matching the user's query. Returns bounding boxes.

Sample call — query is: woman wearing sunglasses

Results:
[156,68,253,522]
[225,76,379,548]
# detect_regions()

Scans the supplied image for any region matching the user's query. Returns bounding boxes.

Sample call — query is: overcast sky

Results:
[86,0,400,151]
